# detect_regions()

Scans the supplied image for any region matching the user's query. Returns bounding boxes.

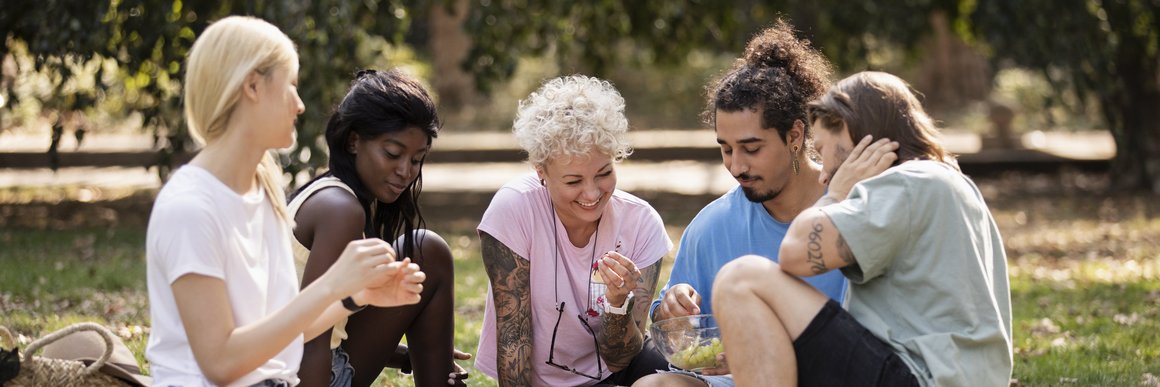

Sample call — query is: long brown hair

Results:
[807,71,957,169]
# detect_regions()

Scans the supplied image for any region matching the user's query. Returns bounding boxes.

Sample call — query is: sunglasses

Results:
[544,300,604,380]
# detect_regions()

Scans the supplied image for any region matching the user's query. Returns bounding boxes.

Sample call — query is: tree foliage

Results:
[4,0,1159,190]
[970,0,1160,191]
[460,0,967,89]
[0,0,429,179]
[463,0,1159,191]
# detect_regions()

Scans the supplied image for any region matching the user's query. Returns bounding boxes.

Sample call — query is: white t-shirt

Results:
[146,165,303,386]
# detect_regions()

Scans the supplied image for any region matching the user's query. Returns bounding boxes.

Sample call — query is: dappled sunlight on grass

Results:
[3,173,1158,386]
[1010,256,1159,285]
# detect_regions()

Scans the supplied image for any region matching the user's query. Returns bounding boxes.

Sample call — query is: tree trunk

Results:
[1109,54,1160,192]
[428,0,475,111]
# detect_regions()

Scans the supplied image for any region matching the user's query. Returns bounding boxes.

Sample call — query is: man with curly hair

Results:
[711,71,1011,386]
[636,20,847,387]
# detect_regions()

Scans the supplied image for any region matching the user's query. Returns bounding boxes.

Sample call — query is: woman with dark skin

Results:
[289,69,469,387]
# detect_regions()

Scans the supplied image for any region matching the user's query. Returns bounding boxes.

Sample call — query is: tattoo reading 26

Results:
[807,222,828,274]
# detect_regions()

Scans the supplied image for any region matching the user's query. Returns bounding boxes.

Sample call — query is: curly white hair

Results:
[513,75,633,166]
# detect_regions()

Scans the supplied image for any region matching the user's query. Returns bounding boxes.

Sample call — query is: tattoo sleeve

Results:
[480,232,533,387]
[806,221,829,274]
[598,262,661,370]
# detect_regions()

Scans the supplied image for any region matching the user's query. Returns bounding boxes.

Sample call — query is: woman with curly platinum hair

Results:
[475,75,673,386]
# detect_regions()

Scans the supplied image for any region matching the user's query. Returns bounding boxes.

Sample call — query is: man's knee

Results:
[632,373,707,387]
[713,255,784,308]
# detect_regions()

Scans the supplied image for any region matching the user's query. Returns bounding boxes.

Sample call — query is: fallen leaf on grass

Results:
[1113,313,1140,326]
[1029,318,1061,336]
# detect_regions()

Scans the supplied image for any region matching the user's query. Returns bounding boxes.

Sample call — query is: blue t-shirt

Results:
[650,187,848,319]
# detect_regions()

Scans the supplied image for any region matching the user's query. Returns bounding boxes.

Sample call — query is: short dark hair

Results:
[705,19,833,142]
[296,68,440,257]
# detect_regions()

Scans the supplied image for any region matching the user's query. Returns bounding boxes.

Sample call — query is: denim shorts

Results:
[659,367,735,387]
[793,299,920,386]
[330,346,356,387]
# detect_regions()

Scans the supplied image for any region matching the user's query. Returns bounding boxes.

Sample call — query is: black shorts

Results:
[793,300,920,387]
[591,336,669,387]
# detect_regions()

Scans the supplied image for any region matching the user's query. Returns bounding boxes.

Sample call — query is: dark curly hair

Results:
[292,68,440,258]
[704,19,833,142]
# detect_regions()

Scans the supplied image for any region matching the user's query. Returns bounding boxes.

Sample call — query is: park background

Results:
[1,1,1158,386]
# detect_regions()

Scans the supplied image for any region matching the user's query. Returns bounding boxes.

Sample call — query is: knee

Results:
[399,229,452,266]
[631,373,671,387]
[712,255,779,307]
[395,229,454,274]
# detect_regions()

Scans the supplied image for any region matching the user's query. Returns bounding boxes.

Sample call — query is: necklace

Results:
[550,195,602,318]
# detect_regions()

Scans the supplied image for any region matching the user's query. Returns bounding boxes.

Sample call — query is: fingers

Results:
[661,285,700,319]
[599,252,639,288]
[453,349,473,360]
[847,134,874,162]
[855,137,898,166]
[676,290,702,315]
[352,238,397,263]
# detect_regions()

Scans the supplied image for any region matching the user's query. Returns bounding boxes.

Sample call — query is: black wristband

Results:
[342,296,366,313]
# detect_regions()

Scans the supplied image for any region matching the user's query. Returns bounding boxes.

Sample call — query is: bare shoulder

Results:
[293,187,365,246]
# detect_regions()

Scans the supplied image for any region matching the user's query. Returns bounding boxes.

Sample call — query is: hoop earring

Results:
[791,145,800,176]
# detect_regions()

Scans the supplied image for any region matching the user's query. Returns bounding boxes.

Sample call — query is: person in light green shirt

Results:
[711,71,1013,387]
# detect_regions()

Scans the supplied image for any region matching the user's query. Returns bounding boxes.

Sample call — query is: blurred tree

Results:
[0,0,430,180]
[463,0,1158,191]
[970,0,1160,191]
[460,0,966,91]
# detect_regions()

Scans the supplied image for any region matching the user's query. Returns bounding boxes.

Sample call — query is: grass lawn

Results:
[2,174,1158,386]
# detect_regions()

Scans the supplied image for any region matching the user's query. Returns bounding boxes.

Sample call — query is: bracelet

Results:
[342,296,366,313]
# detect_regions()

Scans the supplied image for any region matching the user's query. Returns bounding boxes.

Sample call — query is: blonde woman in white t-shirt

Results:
[145,16,426,387]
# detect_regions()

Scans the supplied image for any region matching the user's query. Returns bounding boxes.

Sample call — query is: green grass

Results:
[3,186,1159,386]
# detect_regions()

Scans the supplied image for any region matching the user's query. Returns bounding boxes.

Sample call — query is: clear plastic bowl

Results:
[649,314,723,372]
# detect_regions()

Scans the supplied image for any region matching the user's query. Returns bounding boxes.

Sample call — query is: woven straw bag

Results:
[0,322,131,387]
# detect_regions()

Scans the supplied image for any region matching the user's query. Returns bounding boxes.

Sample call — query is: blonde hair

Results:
[513,75,632,166]
[183,16,297,222]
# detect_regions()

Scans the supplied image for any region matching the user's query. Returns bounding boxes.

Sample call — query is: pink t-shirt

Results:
[475,174,673,386]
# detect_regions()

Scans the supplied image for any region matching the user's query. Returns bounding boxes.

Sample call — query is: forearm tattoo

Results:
[598,263,660,369]
[807,221,829,274]
[480,232,533,387]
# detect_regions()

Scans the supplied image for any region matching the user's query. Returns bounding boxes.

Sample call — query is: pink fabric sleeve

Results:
[631,204,672,269]
[477,185,534,260]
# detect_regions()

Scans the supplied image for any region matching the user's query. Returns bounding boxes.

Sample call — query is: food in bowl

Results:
[669,337,723,370]
[650,314,723,372]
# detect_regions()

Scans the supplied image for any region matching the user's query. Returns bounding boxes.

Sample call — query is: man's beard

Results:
[742,186,780,203]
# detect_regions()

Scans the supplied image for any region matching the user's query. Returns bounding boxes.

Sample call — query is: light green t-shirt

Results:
[821,160,1013,387]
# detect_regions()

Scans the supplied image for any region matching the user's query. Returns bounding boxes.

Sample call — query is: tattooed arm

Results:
[777,208,857,277]
[480,231,533,387]
[598,261,661,371]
